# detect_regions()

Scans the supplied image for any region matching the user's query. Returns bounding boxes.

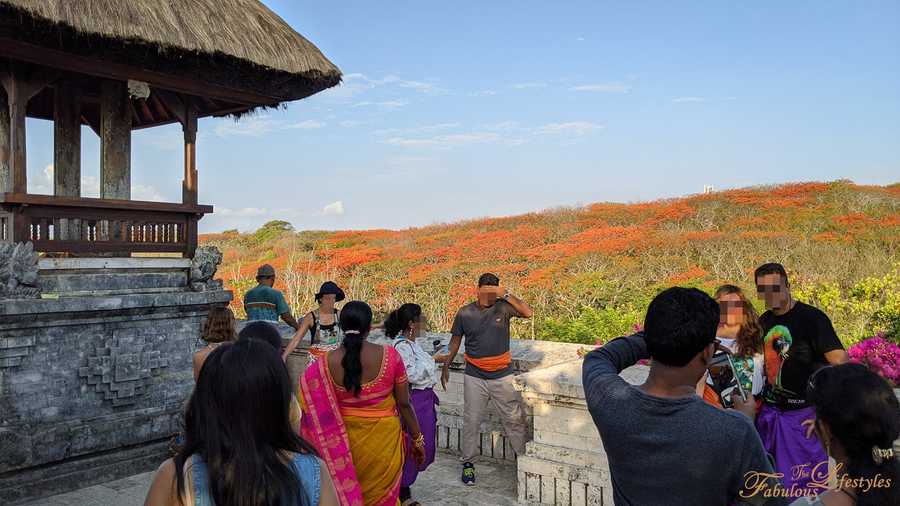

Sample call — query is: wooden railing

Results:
[0,194,212,256]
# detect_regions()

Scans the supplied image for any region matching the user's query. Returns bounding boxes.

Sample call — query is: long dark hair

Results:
[175,339,318,506]
[339,300,373,396]
[808,364,899,506]
[384,303,422,338]
[714,284,763,357]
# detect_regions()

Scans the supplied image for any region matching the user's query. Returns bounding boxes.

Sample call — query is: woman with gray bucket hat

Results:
[282,281,346,364]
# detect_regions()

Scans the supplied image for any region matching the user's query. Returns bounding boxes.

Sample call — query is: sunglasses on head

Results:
[807,365,833,394]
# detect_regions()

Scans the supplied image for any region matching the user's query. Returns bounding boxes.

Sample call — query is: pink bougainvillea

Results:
[848,333,900,386]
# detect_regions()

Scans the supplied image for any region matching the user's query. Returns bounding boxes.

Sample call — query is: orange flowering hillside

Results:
[202,180,900,345]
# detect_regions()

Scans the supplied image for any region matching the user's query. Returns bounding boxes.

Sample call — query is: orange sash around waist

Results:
[464,351,512,372]
[340,397,398,418]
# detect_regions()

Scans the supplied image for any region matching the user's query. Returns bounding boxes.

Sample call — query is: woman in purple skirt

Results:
[384,303,442,506]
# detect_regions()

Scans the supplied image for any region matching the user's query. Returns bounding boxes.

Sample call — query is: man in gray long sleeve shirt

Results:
[582,287,789,506]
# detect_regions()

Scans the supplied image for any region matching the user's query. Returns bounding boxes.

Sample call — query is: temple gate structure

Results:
[0,1,340,503]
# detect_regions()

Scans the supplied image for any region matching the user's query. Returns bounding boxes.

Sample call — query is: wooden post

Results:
[100,80,131,200]
[4,71,28,194]
[0,63,57,195]
[0,86,8,195]
[54,82,81,197]
[182,98,198,205]
[54,82,81,240]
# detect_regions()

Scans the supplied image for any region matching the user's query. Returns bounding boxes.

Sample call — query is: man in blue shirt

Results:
[242,264,300,331]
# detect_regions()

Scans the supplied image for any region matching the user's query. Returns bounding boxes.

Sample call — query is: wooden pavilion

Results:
[0,0,341,257]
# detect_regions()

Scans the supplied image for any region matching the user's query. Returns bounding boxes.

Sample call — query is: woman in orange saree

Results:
[301,301,425,506]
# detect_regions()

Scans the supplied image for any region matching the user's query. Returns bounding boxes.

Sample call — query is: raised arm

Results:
[281,313,314,361]
[505,292,533,319]
[582,333,648,403]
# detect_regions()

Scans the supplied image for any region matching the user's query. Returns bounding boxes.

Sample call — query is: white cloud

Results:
[217,207,272,217]
[470,90,497,96]
[213,116,325,137]
[577,36,586,41]
[483,121,523,132]
[29,164,166,201]
[381,120,601,149]
[81,175,100,198]
[353,100,409,109]
[323,73,444,99]
[339,120,363,128]
[133,184,166,202]
[373,123,461,137]
[512,82,547,89]
[398,80,439,93]
[384,131,525,149]
[322,201,345,216]
[535,121,603,136]
[287,120,325,130]
[570,83,631,93]
[672,97,706,103]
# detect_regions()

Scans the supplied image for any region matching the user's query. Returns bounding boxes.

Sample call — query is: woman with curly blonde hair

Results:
[193,306,237,380]
[701,284,765,407]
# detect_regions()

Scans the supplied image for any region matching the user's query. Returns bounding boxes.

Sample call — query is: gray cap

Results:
[256,264,276,278]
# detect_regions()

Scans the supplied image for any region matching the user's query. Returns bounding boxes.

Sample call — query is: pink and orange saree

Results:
[300,345,408,506]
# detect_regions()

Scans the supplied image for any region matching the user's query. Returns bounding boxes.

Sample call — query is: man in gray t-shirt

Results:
[583,287,788,505]
[442,273,533,486]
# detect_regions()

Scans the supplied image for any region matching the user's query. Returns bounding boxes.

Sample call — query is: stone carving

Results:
[0,242,41,300]
[0,335,36,369]
[79,329,170,407]
[189,246,224,292]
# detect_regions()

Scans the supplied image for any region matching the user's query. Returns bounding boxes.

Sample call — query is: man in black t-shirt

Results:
[441,273,533,486]
[753,263,848,496]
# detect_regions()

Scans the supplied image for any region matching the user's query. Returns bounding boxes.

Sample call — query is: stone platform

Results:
[20,450,518,506]
[0,257,231,504]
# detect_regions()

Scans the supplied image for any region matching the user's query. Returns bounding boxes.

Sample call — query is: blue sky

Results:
[24,1,900,232]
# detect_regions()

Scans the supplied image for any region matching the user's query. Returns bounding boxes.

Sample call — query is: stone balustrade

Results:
[514,359,647,506]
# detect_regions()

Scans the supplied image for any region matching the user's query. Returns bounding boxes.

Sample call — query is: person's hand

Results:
[441,366,450,391]
[413,440,426,467]
[479,285,504,298]
[801,418,816,439]
[432,352,448,363]
[732,392,756,420]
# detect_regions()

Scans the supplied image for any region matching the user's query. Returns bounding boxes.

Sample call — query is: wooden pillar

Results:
[0,87,9,194]
[182,99,198,205]
[3,72,29,194]
[0,63,57,194]
[53,82,81,197]
[100,80,131,200]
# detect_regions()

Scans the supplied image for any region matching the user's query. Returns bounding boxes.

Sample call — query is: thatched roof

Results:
[0,0,341,105]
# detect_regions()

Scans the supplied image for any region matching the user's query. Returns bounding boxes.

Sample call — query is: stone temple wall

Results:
[0,272,230,504]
